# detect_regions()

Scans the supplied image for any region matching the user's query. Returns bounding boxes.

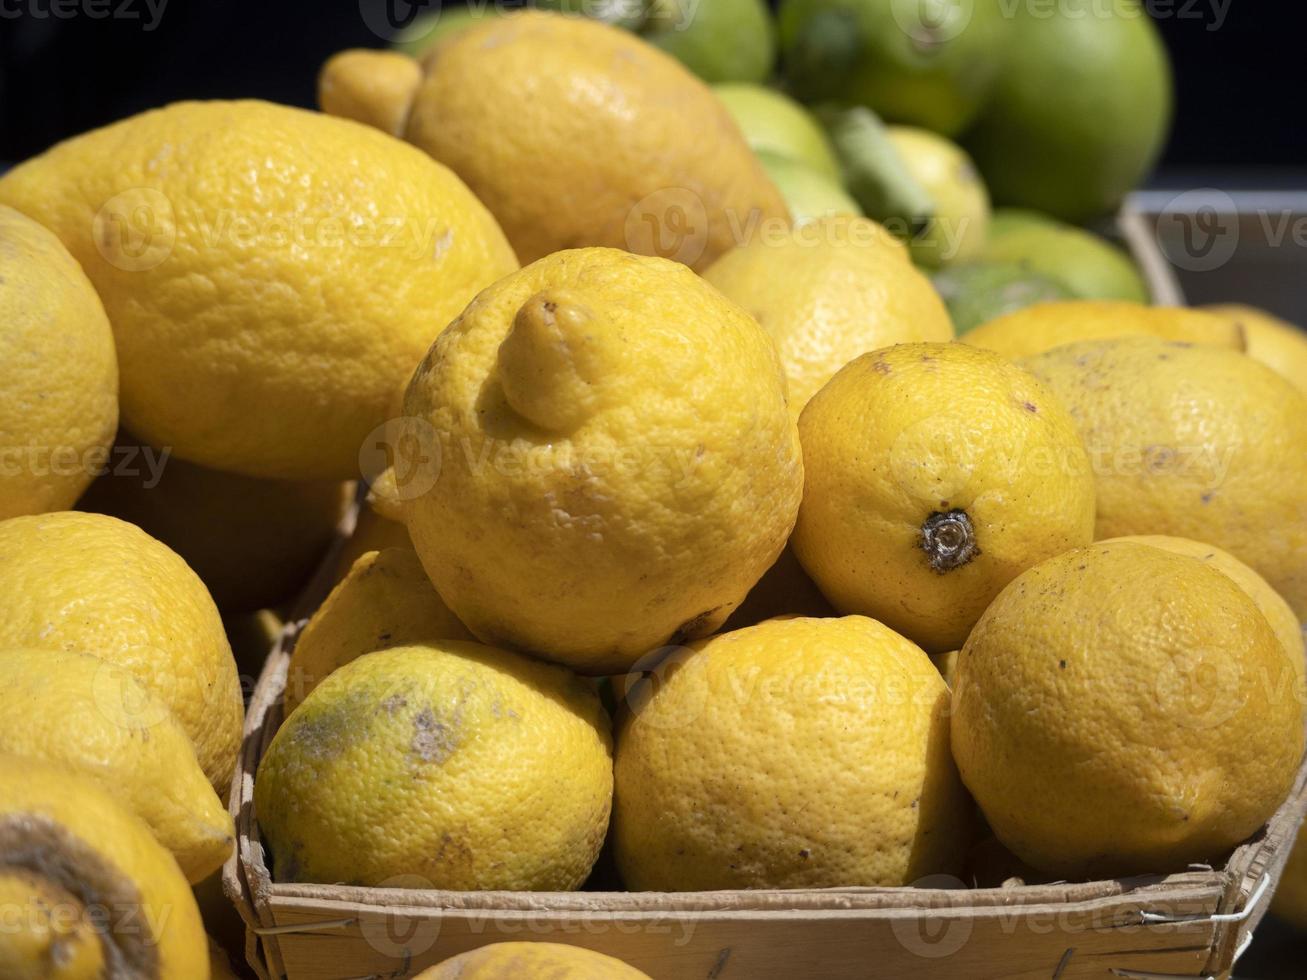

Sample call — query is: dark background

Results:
[0,0,1305,179]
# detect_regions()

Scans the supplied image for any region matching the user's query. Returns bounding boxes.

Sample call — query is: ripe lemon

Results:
[952,542,1304,878]
[964,300,1244,360]
[1206,304,1307,395]
[0,100,517,480]
[614,616,968,889]
[793,342,1096,652]
[1025,337,1307,617]
[318,49,422,136]
[0,754,208,978]
[286,547,473,712]
[0,512,243,792]
[256,642,613,889]
[1107,535,1304,671]
[392,11,787,269]
[416,942,652,979]
[399,247,803,673]
[79,436,351,612]
[0,205,117,520]
[0,648,233,883]
[702,214,953,416]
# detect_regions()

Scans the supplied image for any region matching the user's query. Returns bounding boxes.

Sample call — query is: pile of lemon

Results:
[1,8,1306,977]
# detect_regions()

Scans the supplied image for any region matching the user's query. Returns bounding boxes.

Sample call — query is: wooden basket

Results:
[222,212,1294,977]
[222,507,1307,980]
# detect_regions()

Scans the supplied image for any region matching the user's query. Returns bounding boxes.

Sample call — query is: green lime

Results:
[985,207,1057,240]
[642,0,775,83]
[885,126,989,269]
[980,213,1149,303]
[778,0,1013,136]
[757,150,863,226]
[715,84,841,180]
[964,0,1172,221]
[933,262,1073,334]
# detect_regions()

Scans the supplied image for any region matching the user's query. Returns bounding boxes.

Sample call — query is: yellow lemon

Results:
[0,648,233,883]
[79,435,351,612]
[400,247,803,673]
[1206,303,1307,395]
[0,100,517,479]
[285,547,473,713]
[416,942,652,979]
[1107,534,1304,671]
[614,615,968,889]
[793,342,1096,652]
[318,48,423,137]
[964,299,1245,360]
[0,205,117,520]
[364,11,788,270]
[702,214,954,415]
[255,642,612,889]
[952,542,1304,879]
[0,512,243,793]
[1025,337,1307,617]
[0,754,209,979]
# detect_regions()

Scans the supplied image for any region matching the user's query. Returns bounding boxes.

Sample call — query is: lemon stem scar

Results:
[920,509,980,573]
[497,290,607,432]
